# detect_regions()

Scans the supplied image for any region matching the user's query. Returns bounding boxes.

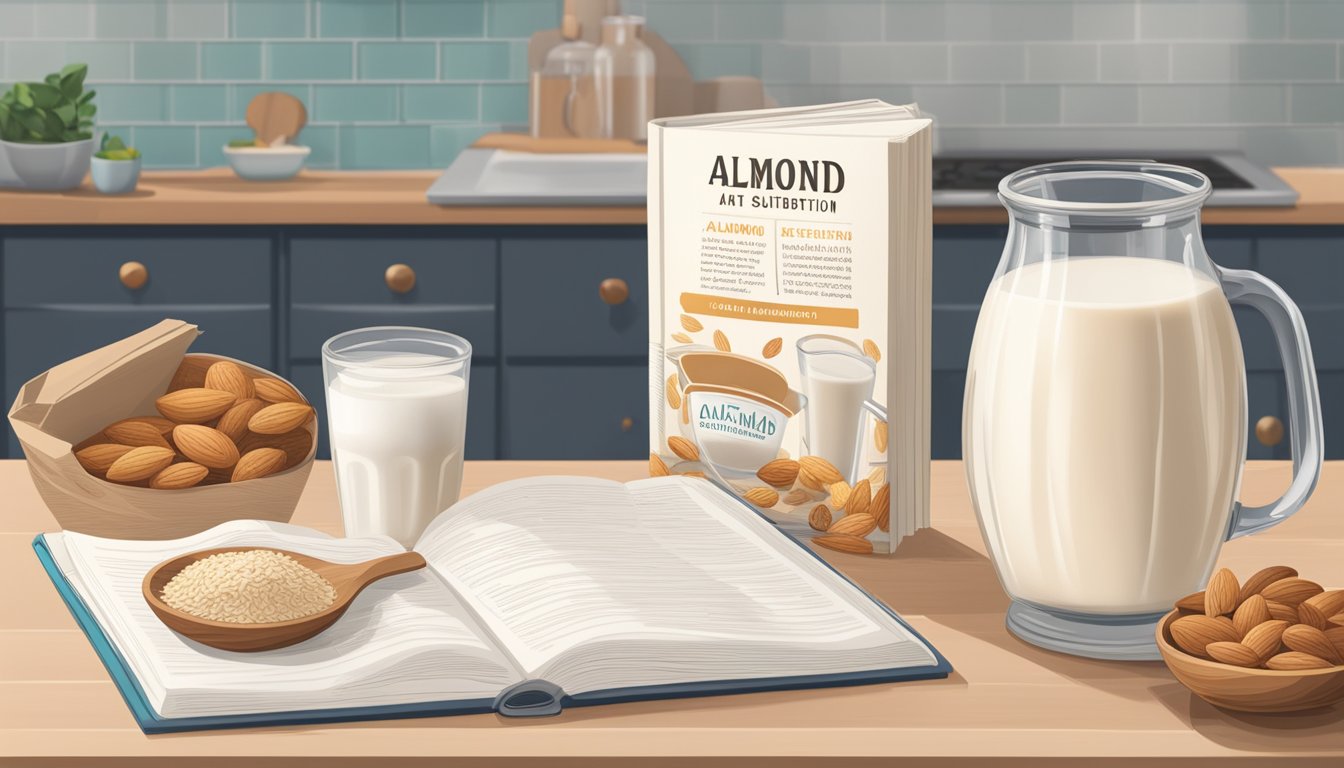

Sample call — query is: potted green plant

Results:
[0,63,96,191]
[90,134,141,194]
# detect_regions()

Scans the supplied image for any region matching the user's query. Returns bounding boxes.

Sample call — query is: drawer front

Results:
[289,307,497,361]
[289,237,496,305]
[503,366,647,459]
[287,362,497,461]
[501,237,647,358]
[5,307,274,457]
[4,236,272,306]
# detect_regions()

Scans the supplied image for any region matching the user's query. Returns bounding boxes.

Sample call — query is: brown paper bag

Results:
[9,319,315,539]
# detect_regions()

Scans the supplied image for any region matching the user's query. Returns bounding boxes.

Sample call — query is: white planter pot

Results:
[0,138,94,191]
[91,156,141,195]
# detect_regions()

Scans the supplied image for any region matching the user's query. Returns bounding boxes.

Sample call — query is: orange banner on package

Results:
[680,293,859,328]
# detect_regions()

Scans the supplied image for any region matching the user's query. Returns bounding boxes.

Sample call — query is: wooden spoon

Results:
[245,91,307,147]
[142,546,426,652]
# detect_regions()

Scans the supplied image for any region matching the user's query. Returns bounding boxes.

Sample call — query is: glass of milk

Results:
[322,327,471,546]
[796,335,888,485]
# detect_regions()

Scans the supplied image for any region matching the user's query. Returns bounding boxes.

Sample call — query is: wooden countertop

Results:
[3,459,1341,766]
[0,167,1338,227]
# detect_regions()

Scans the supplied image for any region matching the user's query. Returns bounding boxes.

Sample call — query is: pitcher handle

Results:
[1217,266,1324,540]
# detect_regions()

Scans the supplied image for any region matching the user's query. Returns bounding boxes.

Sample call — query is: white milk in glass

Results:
[964,256,1245,614]
[327,354,468,546]
[798,339,878,484]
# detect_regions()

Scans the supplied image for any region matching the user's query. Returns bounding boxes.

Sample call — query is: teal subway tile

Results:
[480,83,527,124]
[318,0,397,38]
[1290,85,1344,123]
[1138,85,1286,125]
[950,44,1026,83]
[486,0,559,38]
[716,2,782,41]
[402,84,478,121]
[440,41,514,80]
[68,42,133,81]
[1060,85,1139,124]
[1289,1,1344,40]
[1072,2,1135,41]
[314,84,398,122]
[5,41,72,82]
[1099,44,1169,83]
[1171,43,1336,82]
[202,42,261,80]
[267,42,353,80]
[36,1,91,38]
[200,125,241,168]
[430,123,490,166]
[647,2,716,41]
[947,2,1074,42]
[169,0,227,39]
[134,42,197,80]
[232,0,308,38]
[1140,2,1285,41]
[133,126,197,168]
[299,124,338,167]
[810,43,943,85]
[95,0,167,39]
[760,43,810,82]
[679,43,761,81]
[358,42,436,80]
[403,0,484,38]
[231,84,310,121]
[1027,44,1098,83]
[340,125,431,169]
[0,3,35,37]
[885,2,947,42]
[0,43,5,80]
[784,2,881,42]
[910,84,1002,125]
[90,84,168,122]
[1004,85,1061,125]
[171,85,229,122]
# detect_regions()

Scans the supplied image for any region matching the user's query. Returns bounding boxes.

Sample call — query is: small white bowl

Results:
[91,156,141,195]
[223,144,310,181]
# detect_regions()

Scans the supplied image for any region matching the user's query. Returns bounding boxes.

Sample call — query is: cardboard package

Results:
[8,320,316,539]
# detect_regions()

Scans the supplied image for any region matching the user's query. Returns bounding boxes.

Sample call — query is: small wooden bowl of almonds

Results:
[1156,565,1344,713]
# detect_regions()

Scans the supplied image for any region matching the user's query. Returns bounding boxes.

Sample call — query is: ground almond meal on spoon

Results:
[161,549,336,623]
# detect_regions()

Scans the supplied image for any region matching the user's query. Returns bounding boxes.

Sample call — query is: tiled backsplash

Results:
[0,0,1340,169]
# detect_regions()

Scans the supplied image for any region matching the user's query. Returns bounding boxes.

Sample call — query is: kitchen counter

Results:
[0,167,1339,227]
[3,459,1341,766]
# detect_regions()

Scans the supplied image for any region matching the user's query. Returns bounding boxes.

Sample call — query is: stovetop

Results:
[930,153,1298,207]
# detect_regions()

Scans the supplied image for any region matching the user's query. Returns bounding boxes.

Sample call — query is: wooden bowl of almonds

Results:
[1156,565,1344,713]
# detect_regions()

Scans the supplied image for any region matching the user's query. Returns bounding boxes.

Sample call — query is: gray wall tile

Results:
[1004,84,1061,124]
[1138,84,1287,125]
[1288,1,1344,41]
[1140,2,1286,41]
[1061,85,1140,124]
[783,2,884,43]
[950,44,1025,83]
[1027,43,1098,82]
[947,2,1075,42]
[884,2,947,42]
[1073,2,1136,42]
[1099,43,1170,83]
[1172,42,1337,82]
[1290,84,1344,123]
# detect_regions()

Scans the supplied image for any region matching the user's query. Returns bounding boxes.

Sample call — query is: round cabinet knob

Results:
[620,416,634,432]
[385,263,416,294]
[1255,415,1284,447]
[119,261,148,290]
[599,277,629,306]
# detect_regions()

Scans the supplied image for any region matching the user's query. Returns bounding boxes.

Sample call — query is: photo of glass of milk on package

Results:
[647,100,933,554]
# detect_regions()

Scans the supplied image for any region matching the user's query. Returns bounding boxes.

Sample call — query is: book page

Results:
[56,520,521,719]
[416,477,935,695]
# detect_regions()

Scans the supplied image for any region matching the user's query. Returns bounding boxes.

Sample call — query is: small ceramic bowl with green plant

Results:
[90,134,141,194]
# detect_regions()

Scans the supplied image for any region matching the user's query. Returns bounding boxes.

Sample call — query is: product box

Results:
[647,100,933,553]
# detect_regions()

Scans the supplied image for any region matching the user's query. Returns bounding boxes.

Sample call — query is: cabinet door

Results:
[1246,371,1287,461]
[503,366,647,459]
[931,230,1002,373]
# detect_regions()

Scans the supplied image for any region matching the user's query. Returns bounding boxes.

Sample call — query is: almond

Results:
[1232,594,1272,637]
[204,361,254,401]
[1265,651,1333,670]
[103,419,172,449]
[1282,624,1342,664]
[238,429,312,467]
[743,487,779,508]
[846,479,871,517]
[1298,590,1344,630]
[216,398,266,442]
[680,314,703,333]
[649,452,670,477]
[156,388,236,424]
[867,466,886,487]
[1206,641,1262,668]
[757,458,800,487]
[712,329,731,352]
[1325,627,1344,658]
[75,443,135,475]
[1175,591,1207,613]
[874,419,888,453]
[172,425,240,469]
[667,436,699,462]
[828,481,852,509]
[1261,577,1324,606]
[1169,615,1239,658]
[762,337,783,359]
[1266,600,1300,624]
[671,332,694,344]
[681,471,706,479]
[872,482,891,532]
[798,455,844,488]
[828,512,876,538]
[1331,614,1344,629]
[862,339,881,362]
[1238,565,1298,604]
[665,375,682,409]
[253,377,304,404]
[808,504,832,531]
[105,446,176,483]
[1205,568,1240,617]
[168,355,212,391]
[150,462,209,490]
[1241,620,1291,661]
[232,448,288,482]
[248,402,314,435]
[813,534,873,555]
[783,488,813,506]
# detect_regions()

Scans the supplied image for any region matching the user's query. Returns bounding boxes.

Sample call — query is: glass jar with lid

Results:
[593,15,656,141]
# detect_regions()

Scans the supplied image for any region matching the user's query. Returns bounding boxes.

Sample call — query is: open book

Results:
[35,476,949,732]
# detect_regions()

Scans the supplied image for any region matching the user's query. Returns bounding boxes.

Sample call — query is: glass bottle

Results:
[593,15,656,141]
[530,36,599,138]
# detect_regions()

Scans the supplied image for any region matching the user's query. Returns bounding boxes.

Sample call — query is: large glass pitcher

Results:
[963,161,1323,660]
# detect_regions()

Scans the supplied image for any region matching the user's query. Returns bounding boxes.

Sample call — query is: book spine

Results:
[494,679,567,718]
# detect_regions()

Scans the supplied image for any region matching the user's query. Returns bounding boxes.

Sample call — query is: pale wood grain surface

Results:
[0,168,1337,227]
[1,459,1341,766]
